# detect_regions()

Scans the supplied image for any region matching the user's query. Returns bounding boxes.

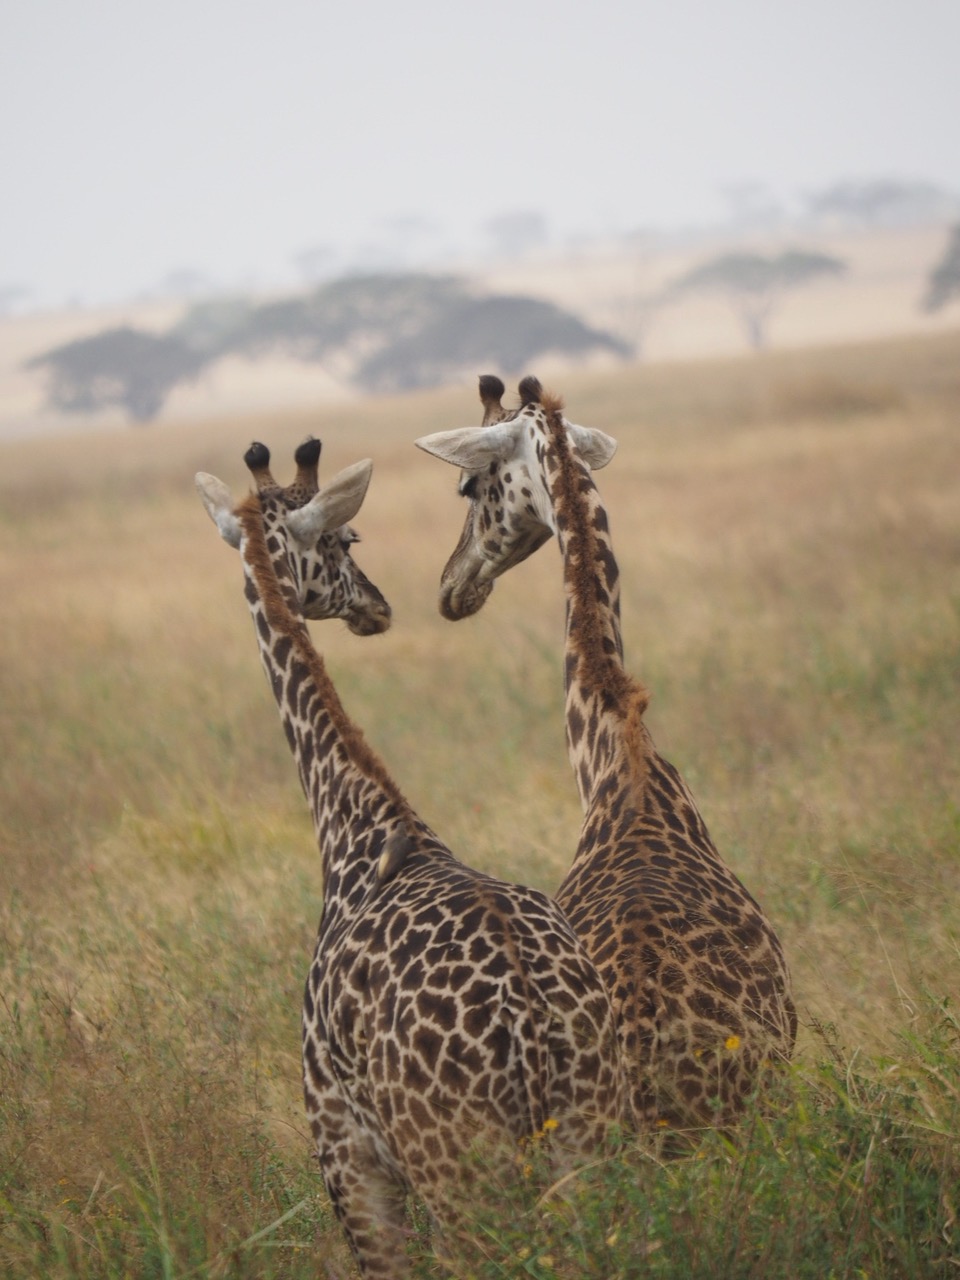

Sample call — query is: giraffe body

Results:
[196,440,625,1278]
[417,381,796,1136]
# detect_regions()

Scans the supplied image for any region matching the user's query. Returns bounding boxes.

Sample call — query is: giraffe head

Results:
[195,437,391,635]
[416,375,617,619]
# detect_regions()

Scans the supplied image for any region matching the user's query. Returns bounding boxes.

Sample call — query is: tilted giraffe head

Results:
[416,375,617,620]
[195,437,391,635]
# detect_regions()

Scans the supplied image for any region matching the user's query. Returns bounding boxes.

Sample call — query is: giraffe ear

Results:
[415,422,519,470]
[566,424,618,470]
[287,458,373,543]
[195,472,242,548]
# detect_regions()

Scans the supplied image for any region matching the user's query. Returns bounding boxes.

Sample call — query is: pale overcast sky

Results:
[3,0,959,306]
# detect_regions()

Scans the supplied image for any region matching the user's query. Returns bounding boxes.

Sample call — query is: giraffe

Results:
[416,377,797,1139]
[195,437,626,1278]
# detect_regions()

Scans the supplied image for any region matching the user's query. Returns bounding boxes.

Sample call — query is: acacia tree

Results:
[668,250,846,350]
[355,294,629,392]
[921,224,960,313]
[26,326,207,422]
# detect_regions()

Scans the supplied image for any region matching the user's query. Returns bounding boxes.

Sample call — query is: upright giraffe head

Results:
[195,436,391,635]
[416,375,617,619]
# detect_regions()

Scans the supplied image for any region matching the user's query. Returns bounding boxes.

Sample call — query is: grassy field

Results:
[1,332,958,1276]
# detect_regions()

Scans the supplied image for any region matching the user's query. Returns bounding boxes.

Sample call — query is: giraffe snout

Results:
[439,575,494,621]
[346,597,392,636]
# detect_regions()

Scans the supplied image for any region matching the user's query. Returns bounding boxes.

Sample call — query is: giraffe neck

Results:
[236,495,416,923]
[545,413,650,810]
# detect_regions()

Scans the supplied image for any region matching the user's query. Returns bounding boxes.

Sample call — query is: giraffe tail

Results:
[501,989,552,1142]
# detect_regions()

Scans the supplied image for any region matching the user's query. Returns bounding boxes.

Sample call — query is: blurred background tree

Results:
[920,223,960,313]
[668,250,846,350]
[26,326,207,422]
[356,293,629,392]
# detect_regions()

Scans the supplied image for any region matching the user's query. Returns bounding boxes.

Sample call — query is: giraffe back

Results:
[304,824,627,1274]
[557,734,796,1134]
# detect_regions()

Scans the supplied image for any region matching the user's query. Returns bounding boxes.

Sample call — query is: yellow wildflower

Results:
[725,1035,741,1051]
[542,1117,559,1132]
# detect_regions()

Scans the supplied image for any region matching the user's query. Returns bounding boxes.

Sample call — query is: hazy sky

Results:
[4,0,959,307]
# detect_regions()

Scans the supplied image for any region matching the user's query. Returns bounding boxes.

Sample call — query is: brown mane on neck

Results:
[236,493,413,815]
[546,406,650,746]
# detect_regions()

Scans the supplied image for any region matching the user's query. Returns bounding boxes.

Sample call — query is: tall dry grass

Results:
[1,331,958,1276]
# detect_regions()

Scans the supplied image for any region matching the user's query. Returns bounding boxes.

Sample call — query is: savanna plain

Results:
[1,332,959,1278]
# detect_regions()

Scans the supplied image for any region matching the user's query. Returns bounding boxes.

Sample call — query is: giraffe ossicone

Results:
[418,379,797,1138]
[195,437,627,1279]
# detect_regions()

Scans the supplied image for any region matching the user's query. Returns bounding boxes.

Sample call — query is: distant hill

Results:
[25,274,628,423]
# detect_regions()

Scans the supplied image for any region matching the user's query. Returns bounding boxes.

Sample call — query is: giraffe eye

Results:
[459,475,479,500]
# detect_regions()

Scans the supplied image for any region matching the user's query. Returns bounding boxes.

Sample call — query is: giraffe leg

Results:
[305,1033,412,1277]
[317,1126,411,1280]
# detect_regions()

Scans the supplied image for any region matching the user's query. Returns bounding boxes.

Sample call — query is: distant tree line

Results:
[26,274,628,423]
[803,179,959,227]
[26,219,960,424]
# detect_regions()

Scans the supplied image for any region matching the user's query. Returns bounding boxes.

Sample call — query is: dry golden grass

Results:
[1,330,958,1276]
